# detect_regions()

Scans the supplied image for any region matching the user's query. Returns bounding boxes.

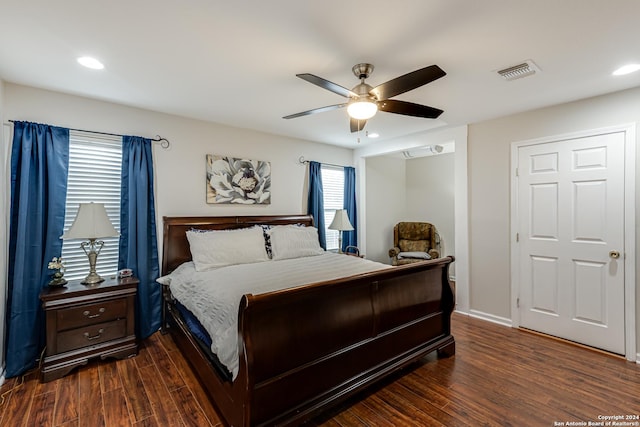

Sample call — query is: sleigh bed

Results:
[160,214,455,427]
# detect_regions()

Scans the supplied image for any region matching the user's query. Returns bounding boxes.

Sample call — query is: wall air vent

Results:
[497,60,540,81]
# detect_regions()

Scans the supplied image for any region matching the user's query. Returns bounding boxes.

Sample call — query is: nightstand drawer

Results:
[56,319,127,353]
[57,299,127,330]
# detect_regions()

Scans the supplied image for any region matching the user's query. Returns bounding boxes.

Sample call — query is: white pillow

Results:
[186,227,269,271]
[268,225,325,260]
[397,251,431,260]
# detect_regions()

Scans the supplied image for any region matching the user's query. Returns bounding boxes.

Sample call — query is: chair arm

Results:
[345,246,360,257]
[389,247,401,258]
[428,249,440,259]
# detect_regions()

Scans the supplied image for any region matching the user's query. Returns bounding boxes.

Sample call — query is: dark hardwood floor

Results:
[1,313,639,426]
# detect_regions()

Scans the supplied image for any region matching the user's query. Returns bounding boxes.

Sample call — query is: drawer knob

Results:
[83,307,106,318]
[84,329,105,341]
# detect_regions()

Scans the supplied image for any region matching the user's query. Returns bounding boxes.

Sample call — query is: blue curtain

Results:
[6,121,69,377]
[307,161,326,249]
[118,136,161,339]
[343,166,358,250]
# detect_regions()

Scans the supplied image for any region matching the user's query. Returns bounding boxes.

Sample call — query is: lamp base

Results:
[82,271,105,286]
[81,238,106,286]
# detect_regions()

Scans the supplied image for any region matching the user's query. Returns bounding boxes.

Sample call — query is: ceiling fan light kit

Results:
[284,62,446,133]
[347,98,378,120]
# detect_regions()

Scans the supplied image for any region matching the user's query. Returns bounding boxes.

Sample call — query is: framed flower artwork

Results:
[206,155,271,204]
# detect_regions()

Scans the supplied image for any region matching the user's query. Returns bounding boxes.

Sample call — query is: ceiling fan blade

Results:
[296,73,358,98]
[283,103,347,119]
[370,65,446,100]
[350,118,367,133]
[378,99,444,119]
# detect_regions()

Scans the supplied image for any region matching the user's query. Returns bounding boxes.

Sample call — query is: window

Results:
[321,165,344,251]
[61,131,122,281]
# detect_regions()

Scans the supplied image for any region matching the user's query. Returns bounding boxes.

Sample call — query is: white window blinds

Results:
[321,165,344,251]
[61,131,122,281]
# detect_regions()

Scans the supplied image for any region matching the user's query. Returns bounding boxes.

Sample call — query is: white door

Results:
[517,131,625,354]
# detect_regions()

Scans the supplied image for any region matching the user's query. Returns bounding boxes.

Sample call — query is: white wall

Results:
[4,83,354,259]
[468,86,640,346]
[405,153,456,267]
[364,156,406,263]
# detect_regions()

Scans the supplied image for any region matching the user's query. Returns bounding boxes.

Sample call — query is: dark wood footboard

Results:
[161,215,455,427]
[239,256,455,426]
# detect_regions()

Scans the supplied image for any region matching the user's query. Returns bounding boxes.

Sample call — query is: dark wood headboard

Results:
[161,214,315,275]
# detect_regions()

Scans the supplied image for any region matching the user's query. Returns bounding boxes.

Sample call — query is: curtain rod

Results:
[298,156,350,169]
[8,120,170,149]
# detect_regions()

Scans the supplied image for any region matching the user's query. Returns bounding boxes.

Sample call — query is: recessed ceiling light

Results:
[77,56,104,70]
[366,131,379,138]
[612,63,640,76]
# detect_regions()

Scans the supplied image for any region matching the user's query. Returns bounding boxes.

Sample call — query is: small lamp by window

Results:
[328,209,354,253]
[61,202,119,285]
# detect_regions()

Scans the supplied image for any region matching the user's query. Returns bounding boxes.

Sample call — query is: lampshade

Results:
[347,99,378,120]
[328,209,354,231]
[62,202,119,240]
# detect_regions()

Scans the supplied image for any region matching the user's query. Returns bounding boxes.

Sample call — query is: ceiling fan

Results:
[283,63,446,133]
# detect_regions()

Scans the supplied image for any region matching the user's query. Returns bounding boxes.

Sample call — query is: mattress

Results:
[174,301,232,380]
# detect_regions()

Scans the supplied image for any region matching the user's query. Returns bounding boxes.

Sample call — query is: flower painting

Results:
[206,155,271,204]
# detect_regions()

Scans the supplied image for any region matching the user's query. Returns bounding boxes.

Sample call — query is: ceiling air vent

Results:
[497,60,540,81]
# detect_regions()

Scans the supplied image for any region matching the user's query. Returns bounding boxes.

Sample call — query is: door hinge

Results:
[516,233,519,242]
[515,167,519,177]
[517,297,520,308]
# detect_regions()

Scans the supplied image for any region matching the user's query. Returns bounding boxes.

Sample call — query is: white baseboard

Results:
[467,309,513,327]
[0,368,5,388]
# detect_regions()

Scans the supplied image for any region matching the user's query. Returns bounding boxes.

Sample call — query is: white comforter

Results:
[160,252,389,379]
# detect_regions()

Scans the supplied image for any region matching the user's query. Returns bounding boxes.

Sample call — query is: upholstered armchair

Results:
[388,222,440,266]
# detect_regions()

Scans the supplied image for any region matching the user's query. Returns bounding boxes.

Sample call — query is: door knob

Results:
[609,250,621,259]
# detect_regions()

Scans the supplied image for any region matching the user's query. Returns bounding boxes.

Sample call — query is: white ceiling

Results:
[1,0,639,148]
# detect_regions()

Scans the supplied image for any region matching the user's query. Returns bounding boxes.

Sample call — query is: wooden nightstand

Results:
[40,276,139,382]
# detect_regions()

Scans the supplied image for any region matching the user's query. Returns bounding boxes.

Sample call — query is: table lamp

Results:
[328,209,354,253]
[61,202,119,285]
